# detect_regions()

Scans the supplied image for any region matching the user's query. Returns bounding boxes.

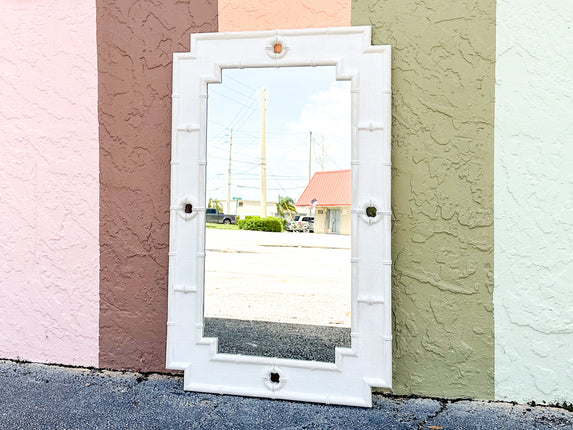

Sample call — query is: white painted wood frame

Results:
[167,26,391,407]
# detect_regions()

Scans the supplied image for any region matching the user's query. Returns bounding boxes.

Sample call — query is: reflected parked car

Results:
[297,216,314,233]
[285,215,301,232]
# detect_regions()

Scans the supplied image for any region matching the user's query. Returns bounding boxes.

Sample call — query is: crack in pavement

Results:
[417,400,448,430]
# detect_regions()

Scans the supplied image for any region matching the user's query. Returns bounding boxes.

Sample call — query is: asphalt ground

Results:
[203,317,351,362]
[1,360,572,429]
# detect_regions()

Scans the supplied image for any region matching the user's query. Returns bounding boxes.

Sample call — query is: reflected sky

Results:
[207,66,351,204]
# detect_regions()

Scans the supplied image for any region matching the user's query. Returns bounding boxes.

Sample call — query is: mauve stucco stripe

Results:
[97,0,218,372]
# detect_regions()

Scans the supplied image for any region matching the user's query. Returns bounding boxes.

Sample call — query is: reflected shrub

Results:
[237,216,285,232]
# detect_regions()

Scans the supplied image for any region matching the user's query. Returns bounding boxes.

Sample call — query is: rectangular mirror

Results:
[167,27,392,407]
[203,66,352,363]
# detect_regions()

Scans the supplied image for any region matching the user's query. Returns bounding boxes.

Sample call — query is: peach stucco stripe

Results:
[219,0,351,32]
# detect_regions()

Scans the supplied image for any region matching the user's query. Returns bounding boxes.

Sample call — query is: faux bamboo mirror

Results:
[167,27,392,407]
[203,65,353,363]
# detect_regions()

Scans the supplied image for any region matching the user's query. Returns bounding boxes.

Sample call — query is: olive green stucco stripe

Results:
[352,1,496,399]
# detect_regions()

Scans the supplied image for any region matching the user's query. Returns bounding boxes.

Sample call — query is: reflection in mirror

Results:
[204,67,351,362]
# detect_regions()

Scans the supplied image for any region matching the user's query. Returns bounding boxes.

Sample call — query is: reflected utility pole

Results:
[226,128,233,214]
[260,88,267,217]
[308,131,312,182]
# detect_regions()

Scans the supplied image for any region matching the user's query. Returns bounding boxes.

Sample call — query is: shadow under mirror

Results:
[204,66,351,362]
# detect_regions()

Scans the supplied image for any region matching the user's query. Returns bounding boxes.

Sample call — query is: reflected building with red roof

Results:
[296,169,351,235]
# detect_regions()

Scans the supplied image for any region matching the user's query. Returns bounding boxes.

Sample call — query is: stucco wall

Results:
[97,0,218,371]
[0,1,99,366]
[5,0,568,406]
[219,0,350,32]
[494,0,573,403]
[353,1,496,399]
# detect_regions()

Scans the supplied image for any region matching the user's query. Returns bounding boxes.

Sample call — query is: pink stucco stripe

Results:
[219,0,351,32]
[0,1,99,366]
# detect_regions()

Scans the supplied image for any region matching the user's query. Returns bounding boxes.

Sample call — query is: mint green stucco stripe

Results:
[494,0,573,404]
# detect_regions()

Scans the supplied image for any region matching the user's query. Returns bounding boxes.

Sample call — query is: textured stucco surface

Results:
[0,1,99,366]
[97,0,218,371]
[353,1,496,398]
[494,0,573,403]
[219,0,350,32]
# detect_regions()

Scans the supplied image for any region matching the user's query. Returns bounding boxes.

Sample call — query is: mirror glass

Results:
[204,67,351,362]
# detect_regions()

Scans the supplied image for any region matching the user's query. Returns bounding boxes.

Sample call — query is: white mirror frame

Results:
[167,26,391,407]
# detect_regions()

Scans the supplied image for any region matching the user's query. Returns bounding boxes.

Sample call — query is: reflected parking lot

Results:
[205,228,351,327]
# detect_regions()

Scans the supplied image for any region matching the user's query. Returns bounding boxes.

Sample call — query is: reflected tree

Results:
[208,198,223,213]
[276,195,297,220]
